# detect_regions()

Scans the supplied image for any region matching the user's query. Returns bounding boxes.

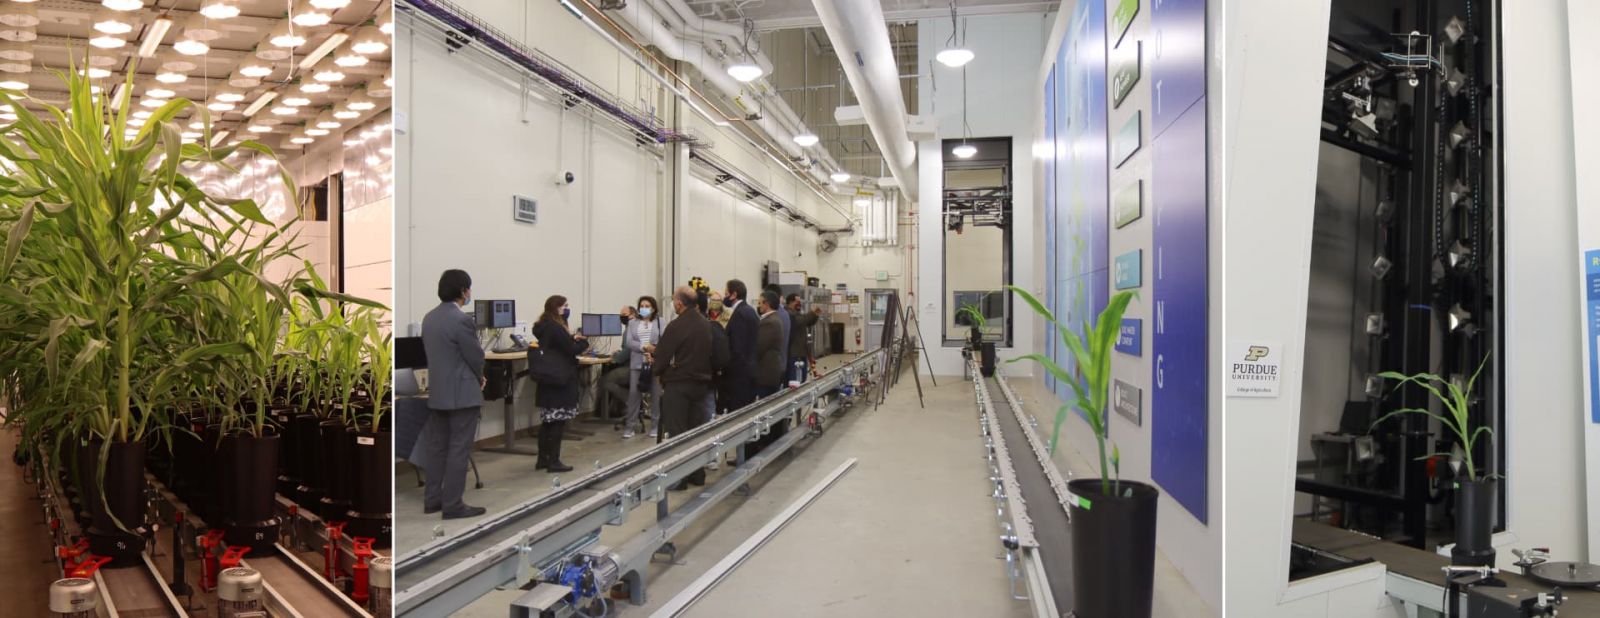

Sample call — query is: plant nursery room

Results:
[1225,0,1599,617]
[391,0,1220,615]
[0,0,398,614]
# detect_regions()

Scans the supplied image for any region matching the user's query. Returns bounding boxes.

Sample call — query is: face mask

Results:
[639,307,654,318]
[562,308,571,319]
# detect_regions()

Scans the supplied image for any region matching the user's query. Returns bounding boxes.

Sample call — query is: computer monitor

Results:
[474,299,516,329]
[581,313,625,336]
[395,336,427,369]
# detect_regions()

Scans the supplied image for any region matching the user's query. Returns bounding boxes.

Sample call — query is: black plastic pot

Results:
[83,439,148,566]
[274,409,305,497]
[220,431,282,555]
[345,428,392,546]
[192,424,224,524]
[294,415,327,509]
[979,343,997,377]
[1452,478,1497,567]
[316,419,353,521]
[1068,478,1159,618]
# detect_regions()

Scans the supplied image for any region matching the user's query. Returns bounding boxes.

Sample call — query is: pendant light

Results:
[951,60,976,158]
[936,2,974,68]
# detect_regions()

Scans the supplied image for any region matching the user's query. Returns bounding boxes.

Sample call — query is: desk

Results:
[480,346,610,456]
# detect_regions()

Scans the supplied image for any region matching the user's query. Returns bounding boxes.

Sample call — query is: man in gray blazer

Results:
[421,269,488,519]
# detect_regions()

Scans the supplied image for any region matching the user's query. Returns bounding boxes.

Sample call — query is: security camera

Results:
[556,171,575,186]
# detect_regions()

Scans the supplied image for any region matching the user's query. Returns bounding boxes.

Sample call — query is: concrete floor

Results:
[0,423,57,613]
[396,363,1211,618]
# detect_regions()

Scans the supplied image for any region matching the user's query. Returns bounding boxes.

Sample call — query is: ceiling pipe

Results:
[809,0,918,202]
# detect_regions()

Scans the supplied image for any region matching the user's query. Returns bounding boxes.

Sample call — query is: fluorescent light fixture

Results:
[311,59,344,82]
[102,0,143,10]
[305,126,329,136]
[270,105,298,116]
[92,9,134,34]
[282,95,311,106]
[199,0,239,19]
[216,89,246,103]
[726,62,762,82]
[138,16,171,57]
[298,31,347,69]
[332,107,359,119]
[144,86,175,98]
[830,171,851,183]
[209,129,229,145]
[207,100,236,111]
[268,22,305,48]
[298,81,329,93]
[351,25,387,54]
[792,132,819,147]
[239,59,273,78]
[155,69,187,84]
[90,34,126,49]
[952,143,977,158]
[242,91,276,116]
[936,47,975,68]
[347,90,375,110]
[172,38,208,55]
[334,50,368,67]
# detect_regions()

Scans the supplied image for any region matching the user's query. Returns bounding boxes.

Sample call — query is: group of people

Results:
[416,269,824,519]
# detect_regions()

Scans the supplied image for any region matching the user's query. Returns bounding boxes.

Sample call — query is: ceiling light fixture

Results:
[332,106,359,119]
[793,132,819,147]
[199,0,239,19]
[291,0,332,27]
[298,31,348,69]
[936,2,975,67]
[139,97,165,108]
[242,91,276,116]
[726,61,762,83]
[216,88,246,103]
[228,73,261,88]
[830,171,851,183]
[0,76,25,91]
[102,0,143,11]
[376,6,392,34]
[305,126,329,136]
[952,143,977,158]
[351,25,387,54]
[299,80,329,93]
[132,109,152,119]
[290,133,313,144]
[335,48,368,67]
[183,13,221,40]
[173,38,208,55]
[310,0,349,9]
[155,68,187,84]
[144,86,175,98]
[83,67,111,79]
[311,58,344,82]
[347,90,375,110]
[0,25,36,42]
[268,22,306,49]
[138,16,172,57]
[314,110,340,129]
[247,124,271,133]
[90,34,126,49]
[92,9,134,34]
[271,105,298,116]
[207,100,235,111]
[239,59,274,78]
[282,94,311,106]
[0,3,39,27]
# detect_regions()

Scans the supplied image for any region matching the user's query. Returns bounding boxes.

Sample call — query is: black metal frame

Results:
[940,137,1014,347]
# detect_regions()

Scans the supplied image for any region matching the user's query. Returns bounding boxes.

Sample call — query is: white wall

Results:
[915,11,1049,377]
[1569,0,1600,561]
[395,0,833,439]
[1223,0,1591,615]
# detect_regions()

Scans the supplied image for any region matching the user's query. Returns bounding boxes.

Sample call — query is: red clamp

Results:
[324,521,348,582]
[57,538,90,578]
[69,555,113,579]
[350,537,375,606]
[219,546,251,570]
[198,529,226,591]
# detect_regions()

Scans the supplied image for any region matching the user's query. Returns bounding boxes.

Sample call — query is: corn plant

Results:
[1006,285,1137,495]
[1370,355,1494,481]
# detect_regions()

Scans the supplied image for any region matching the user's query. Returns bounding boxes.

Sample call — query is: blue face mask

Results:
[562,308,571,320]
[639,307,654,318]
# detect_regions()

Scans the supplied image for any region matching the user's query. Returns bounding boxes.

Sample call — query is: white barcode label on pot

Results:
[357,437,375,446]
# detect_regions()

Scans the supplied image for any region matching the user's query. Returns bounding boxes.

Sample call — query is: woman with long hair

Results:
[530,294,587,472]
[622,294,665,439]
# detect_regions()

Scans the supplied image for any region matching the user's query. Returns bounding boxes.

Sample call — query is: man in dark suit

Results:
[753,291,786,399]
[420,269,487,519]
[720,279,759,412]
[651,286,714,488]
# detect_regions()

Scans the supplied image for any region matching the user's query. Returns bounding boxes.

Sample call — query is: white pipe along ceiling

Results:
[809,0,919,202]
[610,0,848,190]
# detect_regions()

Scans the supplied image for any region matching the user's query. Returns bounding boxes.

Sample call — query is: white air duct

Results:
[810,0,918,201]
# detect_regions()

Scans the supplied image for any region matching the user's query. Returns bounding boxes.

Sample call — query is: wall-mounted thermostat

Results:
[513,195,537,224]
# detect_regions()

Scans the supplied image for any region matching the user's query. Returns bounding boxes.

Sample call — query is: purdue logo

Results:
[1244,346,1269,362]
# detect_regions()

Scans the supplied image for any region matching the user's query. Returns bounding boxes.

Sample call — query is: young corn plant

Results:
[1005,285,1137,496]
[1370,355,1495,482]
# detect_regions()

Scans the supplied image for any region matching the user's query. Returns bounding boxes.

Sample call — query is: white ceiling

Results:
[685,0,1056,30]
[0,0,393,153]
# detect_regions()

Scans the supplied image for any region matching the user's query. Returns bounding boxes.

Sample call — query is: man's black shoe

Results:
[442,506,487,519]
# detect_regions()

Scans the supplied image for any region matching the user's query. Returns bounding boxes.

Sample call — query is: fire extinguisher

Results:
[854,329,861,346]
